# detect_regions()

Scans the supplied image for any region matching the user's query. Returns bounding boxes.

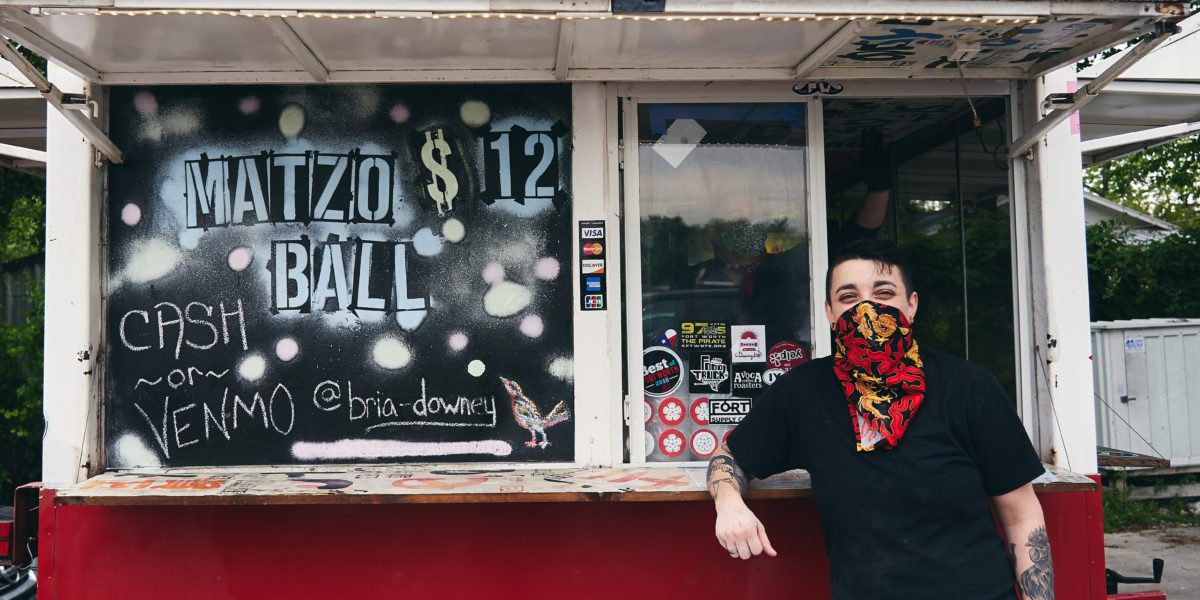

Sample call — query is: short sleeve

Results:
[966,369,1046,496]
[725,379,800,480]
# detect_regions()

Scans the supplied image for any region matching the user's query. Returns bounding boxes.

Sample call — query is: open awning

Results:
[0,59,45,176]
[0,1,1185,85]
[1078,13,1200,164]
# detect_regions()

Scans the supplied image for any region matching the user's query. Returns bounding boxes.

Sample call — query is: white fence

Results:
[1092,319,1200,467]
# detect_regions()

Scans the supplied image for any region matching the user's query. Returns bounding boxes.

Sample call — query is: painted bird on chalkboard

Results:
[500,377,571,449]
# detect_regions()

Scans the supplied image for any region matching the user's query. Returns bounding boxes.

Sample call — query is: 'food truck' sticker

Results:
[709,398,753,424]
[643,346,683,397]
[689,352,731,395]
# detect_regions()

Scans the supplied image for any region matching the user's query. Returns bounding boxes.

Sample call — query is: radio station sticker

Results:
[768,340,809,371]
[581,259,605,274]
[731,325,766,363]
[691,429,719,457]
[643,346,683,397]
[690,397,710,425]
[679,321,728,350]
[659,429,686,458]
[731,364,765,396]
[658,397,686,426]
[709,397,753,424]
[689,351,731,394]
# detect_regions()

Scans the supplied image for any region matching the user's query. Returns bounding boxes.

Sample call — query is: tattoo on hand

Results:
[707,445,748,499]
[1017,526,1054,600]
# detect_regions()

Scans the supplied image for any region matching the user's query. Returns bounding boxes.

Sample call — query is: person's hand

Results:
[857,127,892,192]
[714,495,777,560]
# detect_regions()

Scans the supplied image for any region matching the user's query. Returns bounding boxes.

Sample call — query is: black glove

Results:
[857,127,892,193]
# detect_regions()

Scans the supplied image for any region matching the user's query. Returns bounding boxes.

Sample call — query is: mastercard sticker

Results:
[582,242,604,256]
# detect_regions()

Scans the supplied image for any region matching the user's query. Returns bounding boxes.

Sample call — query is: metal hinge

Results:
[622,394,631,425]
[617,139,625,170]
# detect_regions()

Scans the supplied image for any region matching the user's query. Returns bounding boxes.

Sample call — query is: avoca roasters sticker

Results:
[643,346,683,397]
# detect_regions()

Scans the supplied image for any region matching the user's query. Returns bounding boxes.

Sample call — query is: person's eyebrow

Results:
[873,279,898,288]
[834,283,858,294]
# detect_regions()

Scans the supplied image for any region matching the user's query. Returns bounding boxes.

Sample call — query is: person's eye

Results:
[876,289,894,298]
[839,294,856,303]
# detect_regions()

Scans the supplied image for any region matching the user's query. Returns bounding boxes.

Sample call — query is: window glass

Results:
[635,103,809,462]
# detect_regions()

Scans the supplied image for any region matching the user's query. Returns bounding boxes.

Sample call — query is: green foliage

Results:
[0,280,44,500]
[1085,135,1200,229]
[0,167,46,500]
[1087,222,1200,321]
[1103,474,1200,533]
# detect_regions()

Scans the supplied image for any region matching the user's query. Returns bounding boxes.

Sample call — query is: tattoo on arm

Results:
[707,444,749,499]
[1017,526,1054,600]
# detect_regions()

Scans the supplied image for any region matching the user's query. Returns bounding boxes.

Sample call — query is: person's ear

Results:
[907,292,918,323]
[824,300,836,329]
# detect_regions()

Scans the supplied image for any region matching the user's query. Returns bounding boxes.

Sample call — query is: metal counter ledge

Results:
[55,464,1096,506]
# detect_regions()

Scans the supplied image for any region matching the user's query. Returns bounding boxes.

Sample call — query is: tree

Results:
[0,166,45,500]
[1084,135,1200,229]
[1087,221,1200,321]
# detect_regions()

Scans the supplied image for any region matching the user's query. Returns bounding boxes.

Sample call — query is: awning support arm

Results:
[1008,20,1180,160]
[261,16,329,82]
[554,18,576,80]
[0,35,124,164]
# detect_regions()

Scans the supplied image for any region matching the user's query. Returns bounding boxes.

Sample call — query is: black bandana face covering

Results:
[831,301,925,452]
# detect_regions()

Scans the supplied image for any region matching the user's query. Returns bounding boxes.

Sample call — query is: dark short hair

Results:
[826,239,915,298]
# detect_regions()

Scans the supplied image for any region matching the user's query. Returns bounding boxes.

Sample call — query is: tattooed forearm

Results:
[1016,526,1054,600]
[707,444,748,500]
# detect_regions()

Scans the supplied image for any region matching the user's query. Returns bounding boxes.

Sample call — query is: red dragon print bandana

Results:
[832,301,925,452]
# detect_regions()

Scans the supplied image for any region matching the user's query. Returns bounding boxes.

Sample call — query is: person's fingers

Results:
[746,529,764,556]
[757,522,778,557]
[735,537,752,560]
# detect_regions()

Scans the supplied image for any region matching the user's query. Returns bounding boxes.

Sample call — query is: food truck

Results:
[0,1,1188,598]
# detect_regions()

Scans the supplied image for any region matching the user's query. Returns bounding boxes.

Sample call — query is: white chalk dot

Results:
[239,96,261,115]
[373,337,411,370]
[275,337,299,362]
[534,257,560,281]
[389,103,411,124]
[519,314,544,338]
[460,101,491,127]
[467,360,486,377]
[448,332,469,352]
[549,357,574,381]
[483,281,532,318]
[133,91,158,115]
[238,354,266,381]
[279,103,306,139]
[227,246,253,271]
[120,203,142,226]
[482,262,505,285]
[411,227,444,257]
[442,218,466,243]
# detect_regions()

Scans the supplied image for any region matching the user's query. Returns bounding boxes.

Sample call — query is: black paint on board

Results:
[104,84,574,468]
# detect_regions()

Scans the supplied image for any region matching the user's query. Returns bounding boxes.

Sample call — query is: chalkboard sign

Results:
[104,84,574,467]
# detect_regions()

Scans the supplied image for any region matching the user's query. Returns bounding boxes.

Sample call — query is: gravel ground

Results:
[1105,525,1200,598]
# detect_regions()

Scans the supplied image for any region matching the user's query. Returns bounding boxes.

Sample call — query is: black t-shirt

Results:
[727,349,1045,600]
